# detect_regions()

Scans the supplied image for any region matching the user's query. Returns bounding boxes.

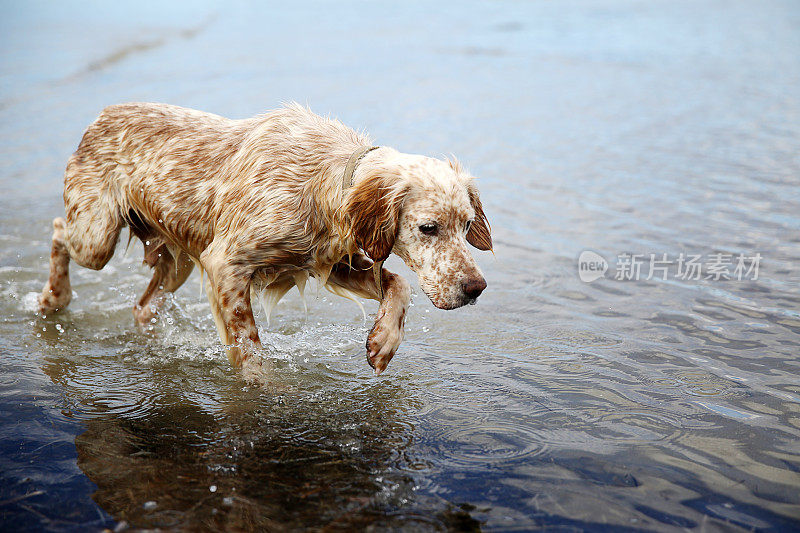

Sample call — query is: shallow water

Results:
[2,0,800,530]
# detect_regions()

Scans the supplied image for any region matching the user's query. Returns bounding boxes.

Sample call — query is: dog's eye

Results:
[465,220,472,233]
[419,222,438,236]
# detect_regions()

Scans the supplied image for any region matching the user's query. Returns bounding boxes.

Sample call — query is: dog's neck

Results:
[324,145,385,244]
[341,146,380,192]
[291,145,382,279]
[339,145,384,298]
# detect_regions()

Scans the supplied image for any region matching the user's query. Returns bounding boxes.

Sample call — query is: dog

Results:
[39,103,492,377]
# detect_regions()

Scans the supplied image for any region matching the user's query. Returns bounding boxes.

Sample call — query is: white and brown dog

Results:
[39,103,492,377]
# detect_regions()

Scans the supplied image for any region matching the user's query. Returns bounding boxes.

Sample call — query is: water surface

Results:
[1,1,799,530]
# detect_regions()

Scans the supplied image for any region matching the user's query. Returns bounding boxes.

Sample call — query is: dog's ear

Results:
[345,175,408,262]
[466,182,492,251]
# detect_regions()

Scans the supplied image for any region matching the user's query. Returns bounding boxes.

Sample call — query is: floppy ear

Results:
[345,175,408,262]
[466,182,493,251]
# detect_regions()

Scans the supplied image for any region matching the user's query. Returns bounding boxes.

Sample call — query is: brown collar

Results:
[341,146,385,300]
[341,145,380,192]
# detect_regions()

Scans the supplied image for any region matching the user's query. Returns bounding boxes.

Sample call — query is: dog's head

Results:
[345,150,491,309]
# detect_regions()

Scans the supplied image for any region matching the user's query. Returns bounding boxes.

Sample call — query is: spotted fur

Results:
[39,103,491,377]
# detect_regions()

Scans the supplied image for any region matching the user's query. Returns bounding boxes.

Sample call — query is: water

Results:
[1,0,799,530]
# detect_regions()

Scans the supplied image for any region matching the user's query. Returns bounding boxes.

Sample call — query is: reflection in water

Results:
[40,353,483,530]
[74,407,408,530]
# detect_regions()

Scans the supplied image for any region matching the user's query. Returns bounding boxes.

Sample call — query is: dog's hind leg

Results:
[38,206,122,313]
[39,218,72,314]
[39,156,125,313]
[133,247,194,326]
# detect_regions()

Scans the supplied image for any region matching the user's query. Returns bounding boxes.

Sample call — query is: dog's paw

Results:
[240,355,287,391]
[366,307,406,376]
[132,303,158,327]
[38,289,70,315]
[241,355,266,382]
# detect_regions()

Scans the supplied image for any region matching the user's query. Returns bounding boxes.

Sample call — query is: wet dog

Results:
[39,103,492,377]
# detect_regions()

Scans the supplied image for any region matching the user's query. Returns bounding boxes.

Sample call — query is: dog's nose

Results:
[462,277,487,300]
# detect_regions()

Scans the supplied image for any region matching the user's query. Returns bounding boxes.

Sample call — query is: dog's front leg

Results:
[201,253,265,379]
[328,255,411,375]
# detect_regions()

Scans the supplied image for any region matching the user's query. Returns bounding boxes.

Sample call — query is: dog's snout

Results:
[462,277,487,300]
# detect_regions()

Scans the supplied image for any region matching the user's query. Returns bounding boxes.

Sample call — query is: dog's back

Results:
[64,103,248,258]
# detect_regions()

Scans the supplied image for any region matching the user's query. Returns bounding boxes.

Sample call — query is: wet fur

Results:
[39,103,491,377]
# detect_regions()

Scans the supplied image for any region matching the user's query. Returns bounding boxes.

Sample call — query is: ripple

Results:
[591,409,687,444]
[675,372,731,397]
[74,383,162,420]
[540,326,623,349]
[423,406,690,462]
[432,417,549,468]
[551,357,600,379]
[519,270,566,289]
[492,330,591,364]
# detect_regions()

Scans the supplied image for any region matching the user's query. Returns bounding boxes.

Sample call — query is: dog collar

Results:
[342,145,380,191]
[341,145,384,300]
